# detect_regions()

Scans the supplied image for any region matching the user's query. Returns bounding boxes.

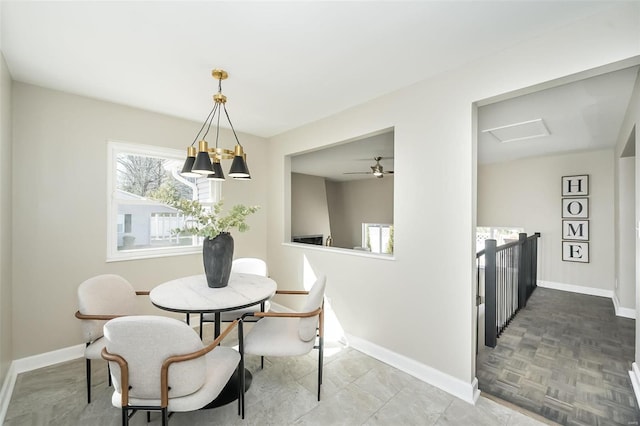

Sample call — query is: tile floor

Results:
[4,327,548,426]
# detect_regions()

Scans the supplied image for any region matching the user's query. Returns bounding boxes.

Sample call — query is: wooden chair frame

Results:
[240,289,324,417]
[74,290,149,404]
[102,319,243,426]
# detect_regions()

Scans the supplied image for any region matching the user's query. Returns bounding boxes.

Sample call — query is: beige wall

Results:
[291,173,330,241]
[618,156,635,310]
[11,83,269,358]
[614,65,640,364]
[325,180,347,247]
[478,150,615,292]
[291,172,394,250]
[2,2,638,401]
[0,52,13,384]
[326,177,393,249]
[265,4,640,387]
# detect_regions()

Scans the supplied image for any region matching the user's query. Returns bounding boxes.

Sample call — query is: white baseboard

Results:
[0,363,17,425]
[630,363,640,407]
[0,344,84,424]
[345,333,480,405]
[613,293,636,319]
[537,280,636,319]
[12,344,85,374]
[537,280,614,298]
[271,302,479,404]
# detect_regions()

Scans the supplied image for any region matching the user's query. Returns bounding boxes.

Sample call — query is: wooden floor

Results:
[4,326,548,425]
[476,287,640,425]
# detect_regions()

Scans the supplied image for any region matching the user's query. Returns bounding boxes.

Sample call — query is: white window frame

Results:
[106,140,221,262]
[362,223,393,254]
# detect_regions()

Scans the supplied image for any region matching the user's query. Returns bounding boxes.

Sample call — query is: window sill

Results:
[282,242,395,260]
[106,247,202,263]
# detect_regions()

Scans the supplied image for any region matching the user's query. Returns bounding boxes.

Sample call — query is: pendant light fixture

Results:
[180,69,251,181]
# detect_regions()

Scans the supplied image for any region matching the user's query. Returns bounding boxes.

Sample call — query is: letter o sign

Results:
[562,198,588,219]
[566,201,583,215]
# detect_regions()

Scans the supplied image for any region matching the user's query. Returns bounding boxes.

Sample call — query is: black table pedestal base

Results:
[201,368,252,409]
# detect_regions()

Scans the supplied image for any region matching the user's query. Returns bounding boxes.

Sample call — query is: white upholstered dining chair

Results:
[102,315,243,425]
[240,274,326,409]
[200,257,270,338]
[75,274,149,403]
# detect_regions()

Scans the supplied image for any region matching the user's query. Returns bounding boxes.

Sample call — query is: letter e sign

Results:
[562,241,589,263]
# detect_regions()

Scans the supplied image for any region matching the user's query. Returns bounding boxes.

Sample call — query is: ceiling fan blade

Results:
[343,156,394,177]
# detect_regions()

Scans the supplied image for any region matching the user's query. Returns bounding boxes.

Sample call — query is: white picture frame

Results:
[562,175,589,197]
[562,220,589,241]
[562,197,589,219]
[562,241,589,263]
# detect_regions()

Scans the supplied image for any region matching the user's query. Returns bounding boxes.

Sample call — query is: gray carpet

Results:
[476,287,640,425]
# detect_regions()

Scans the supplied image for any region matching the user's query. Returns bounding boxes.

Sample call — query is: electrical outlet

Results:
[615,278,619,289]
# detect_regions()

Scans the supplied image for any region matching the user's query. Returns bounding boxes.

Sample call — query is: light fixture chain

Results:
[202,102,220,141]
[191,104,217,146]
[223,104,242,146]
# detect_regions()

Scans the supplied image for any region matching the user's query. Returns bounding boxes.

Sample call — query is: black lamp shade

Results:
[229,155,250,178]
[192,151,214,174]
[208,161,226,181]
[180,146,200,177]
[180,156,200,177]
[234,156,251,180]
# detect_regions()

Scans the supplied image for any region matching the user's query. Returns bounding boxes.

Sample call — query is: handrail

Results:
[477,232,540,348]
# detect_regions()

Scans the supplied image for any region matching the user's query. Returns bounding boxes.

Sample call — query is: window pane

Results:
[476,226,524,253]
[362,223,393,254]
[116,153,193,199]
[368,225,381,253]
[116,203,201,251]
[381,226,391,254]
[108,142,217,261]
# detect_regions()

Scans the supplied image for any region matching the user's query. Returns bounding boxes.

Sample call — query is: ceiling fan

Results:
[343,156,394,178]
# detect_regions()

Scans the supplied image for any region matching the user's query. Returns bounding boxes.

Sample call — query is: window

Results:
[476,226,524,253]
[107,141,221,261]
[362,223,394,254]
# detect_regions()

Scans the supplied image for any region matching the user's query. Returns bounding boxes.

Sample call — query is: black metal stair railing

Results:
[476,232,540,348]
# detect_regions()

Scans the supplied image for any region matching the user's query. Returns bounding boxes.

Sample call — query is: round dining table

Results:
[150,272,277,336]
[149,272,277,409]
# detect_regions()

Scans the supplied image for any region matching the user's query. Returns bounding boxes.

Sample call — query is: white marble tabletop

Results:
[150,273,277,313]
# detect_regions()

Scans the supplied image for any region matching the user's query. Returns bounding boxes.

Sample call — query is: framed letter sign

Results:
[562,241,589,262]
[562,220,589,241]
[562,175,589,196]
[562,197,589,219]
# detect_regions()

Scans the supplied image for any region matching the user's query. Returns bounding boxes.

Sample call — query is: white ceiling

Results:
[291,130,394,182]
[478,65,639,165]
[1,1,636,175]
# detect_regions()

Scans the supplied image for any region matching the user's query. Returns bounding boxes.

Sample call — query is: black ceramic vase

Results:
[202,232,234,288]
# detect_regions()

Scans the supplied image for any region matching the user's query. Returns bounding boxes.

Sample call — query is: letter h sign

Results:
[561,175,589,262]
[562,175,588,196]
